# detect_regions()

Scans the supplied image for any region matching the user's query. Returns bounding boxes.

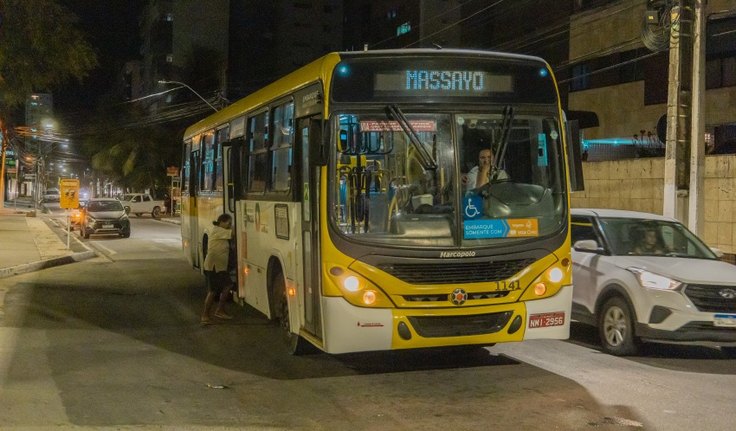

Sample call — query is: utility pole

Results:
[0,123,6,210]
[688,0,706,236]
[663,1,694,222]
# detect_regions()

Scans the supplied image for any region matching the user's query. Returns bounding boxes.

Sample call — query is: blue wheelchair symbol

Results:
[464,196,483,220]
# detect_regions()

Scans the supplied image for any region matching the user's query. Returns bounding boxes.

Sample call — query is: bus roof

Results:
[182,49,551,140]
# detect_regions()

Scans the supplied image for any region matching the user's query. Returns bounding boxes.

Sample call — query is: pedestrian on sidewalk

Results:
[201,213,234,325]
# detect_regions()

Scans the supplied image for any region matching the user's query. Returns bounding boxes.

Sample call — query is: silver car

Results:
[571,208,736,356]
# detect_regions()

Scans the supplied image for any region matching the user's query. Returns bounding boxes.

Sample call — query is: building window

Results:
[164,13,173,22]
[396,22,411,36]
[571,64,589,91]
[387,8,398,19]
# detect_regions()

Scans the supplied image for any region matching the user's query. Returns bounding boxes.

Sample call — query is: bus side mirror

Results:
[564,118,585,192]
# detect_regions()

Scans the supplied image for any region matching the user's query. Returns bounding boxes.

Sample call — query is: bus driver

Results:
[463,148,508,191]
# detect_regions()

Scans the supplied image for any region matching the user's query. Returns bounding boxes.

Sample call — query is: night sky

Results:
[54,1,145,115]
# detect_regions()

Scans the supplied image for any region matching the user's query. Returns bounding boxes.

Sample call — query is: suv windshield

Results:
[88,200,124,212]
[330,108,566,247]
[598,217,717,259]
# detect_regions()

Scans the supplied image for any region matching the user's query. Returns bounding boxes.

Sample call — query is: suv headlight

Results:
[628,267,682,290]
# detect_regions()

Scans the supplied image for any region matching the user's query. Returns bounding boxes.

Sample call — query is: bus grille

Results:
[379,259,534,284]
[403,291,510,302]
[407,311,513,338]
[683,284,736,312]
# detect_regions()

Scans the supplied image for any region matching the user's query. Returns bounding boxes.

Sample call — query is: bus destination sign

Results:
[374,70,513,97]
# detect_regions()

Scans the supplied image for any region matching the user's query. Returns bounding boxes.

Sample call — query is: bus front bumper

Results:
[321,284,572,354]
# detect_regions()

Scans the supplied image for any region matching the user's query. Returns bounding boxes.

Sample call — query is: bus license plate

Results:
[528,312,565,328]
[714,314,736,327]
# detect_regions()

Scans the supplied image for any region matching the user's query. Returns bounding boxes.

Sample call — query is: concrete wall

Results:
[571,155,736,254]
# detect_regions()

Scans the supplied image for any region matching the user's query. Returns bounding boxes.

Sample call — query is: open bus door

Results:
[189,148,201,267]
[298,116,324,340]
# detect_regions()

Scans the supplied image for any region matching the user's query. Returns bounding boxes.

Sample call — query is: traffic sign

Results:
[59,178,80,209]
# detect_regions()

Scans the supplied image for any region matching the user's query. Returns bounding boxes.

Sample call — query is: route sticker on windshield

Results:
[360,120,436,132]
[464,218,539,239]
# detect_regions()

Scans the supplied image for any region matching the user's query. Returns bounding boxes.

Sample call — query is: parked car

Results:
[80,198,131,239]
[571,208,736,356]
[41,188,60,203]
[119,193,165,219]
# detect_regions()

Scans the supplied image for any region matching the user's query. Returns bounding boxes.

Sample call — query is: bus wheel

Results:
[273,275,311,355]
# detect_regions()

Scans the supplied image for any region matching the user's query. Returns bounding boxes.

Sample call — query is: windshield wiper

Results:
[491,105,514,181]
[385,104,437,170]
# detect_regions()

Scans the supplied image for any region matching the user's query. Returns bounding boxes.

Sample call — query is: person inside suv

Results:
[632,226,667,255]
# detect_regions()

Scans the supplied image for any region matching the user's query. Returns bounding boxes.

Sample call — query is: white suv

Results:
[571,208,736,356]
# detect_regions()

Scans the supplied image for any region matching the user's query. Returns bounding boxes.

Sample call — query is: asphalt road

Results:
[0,216,734,430]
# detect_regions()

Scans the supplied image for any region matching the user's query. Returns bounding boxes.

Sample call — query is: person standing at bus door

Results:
[201,213,234,325]
[463,148,508,191]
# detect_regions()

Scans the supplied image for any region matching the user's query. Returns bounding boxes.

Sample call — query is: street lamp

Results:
[157,80,219,112]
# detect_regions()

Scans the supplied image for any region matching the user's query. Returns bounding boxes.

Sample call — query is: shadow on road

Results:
[567,322,736,374]
[3,259,520,381]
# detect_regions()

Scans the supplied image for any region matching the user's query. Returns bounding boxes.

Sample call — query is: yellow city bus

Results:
[181,49,580,354]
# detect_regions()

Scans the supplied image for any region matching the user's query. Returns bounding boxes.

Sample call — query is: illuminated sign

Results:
[359,120,437,132]
[375,70,513,96]
[330,56,556,104]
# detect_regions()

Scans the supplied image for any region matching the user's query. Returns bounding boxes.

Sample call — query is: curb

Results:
[0,250,97,279]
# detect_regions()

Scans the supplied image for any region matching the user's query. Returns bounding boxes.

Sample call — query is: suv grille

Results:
[683,284,736,312]
[379,258,534,284]
[407,311,513,338]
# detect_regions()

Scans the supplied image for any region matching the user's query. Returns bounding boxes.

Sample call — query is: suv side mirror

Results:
[574,239,602,253]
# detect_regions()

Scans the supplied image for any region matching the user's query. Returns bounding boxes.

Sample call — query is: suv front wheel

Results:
[598,296,640,356]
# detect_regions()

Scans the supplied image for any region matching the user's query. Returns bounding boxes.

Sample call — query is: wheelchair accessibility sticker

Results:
[463,202,539,239]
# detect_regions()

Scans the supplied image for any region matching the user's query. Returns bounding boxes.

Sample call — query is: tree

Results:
[0,0,97,207]
[0,0,97,109]
[79,103,181,195]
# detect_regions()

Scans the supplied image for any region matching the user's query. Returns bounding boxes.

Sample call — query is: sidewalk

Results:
[0,205,97,279]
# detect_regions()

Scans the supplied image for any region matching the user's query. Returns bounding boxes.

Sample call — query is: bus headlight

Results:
[548,267,564,283]
[519,262,569,301]
[327,266,394,308]
[343,275,360,292]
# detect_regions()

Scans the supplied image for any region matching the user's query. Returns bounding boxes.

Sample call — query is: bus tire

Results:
[272,274,312,355]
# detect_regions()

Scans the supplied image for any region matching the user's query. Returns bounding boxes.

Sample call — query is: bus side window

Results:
[247,111,269,193]
[271,101,294,193]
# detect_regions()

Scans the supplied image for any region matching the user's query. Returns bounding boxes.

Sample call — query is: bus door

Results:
[222,138,241,285]
[189,149,201,267]
[298,116,323,339]
[222,139,242,217]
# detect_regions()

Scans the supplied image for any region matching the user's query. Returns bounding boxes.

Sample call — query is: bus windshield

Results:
[331,108,566,247]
